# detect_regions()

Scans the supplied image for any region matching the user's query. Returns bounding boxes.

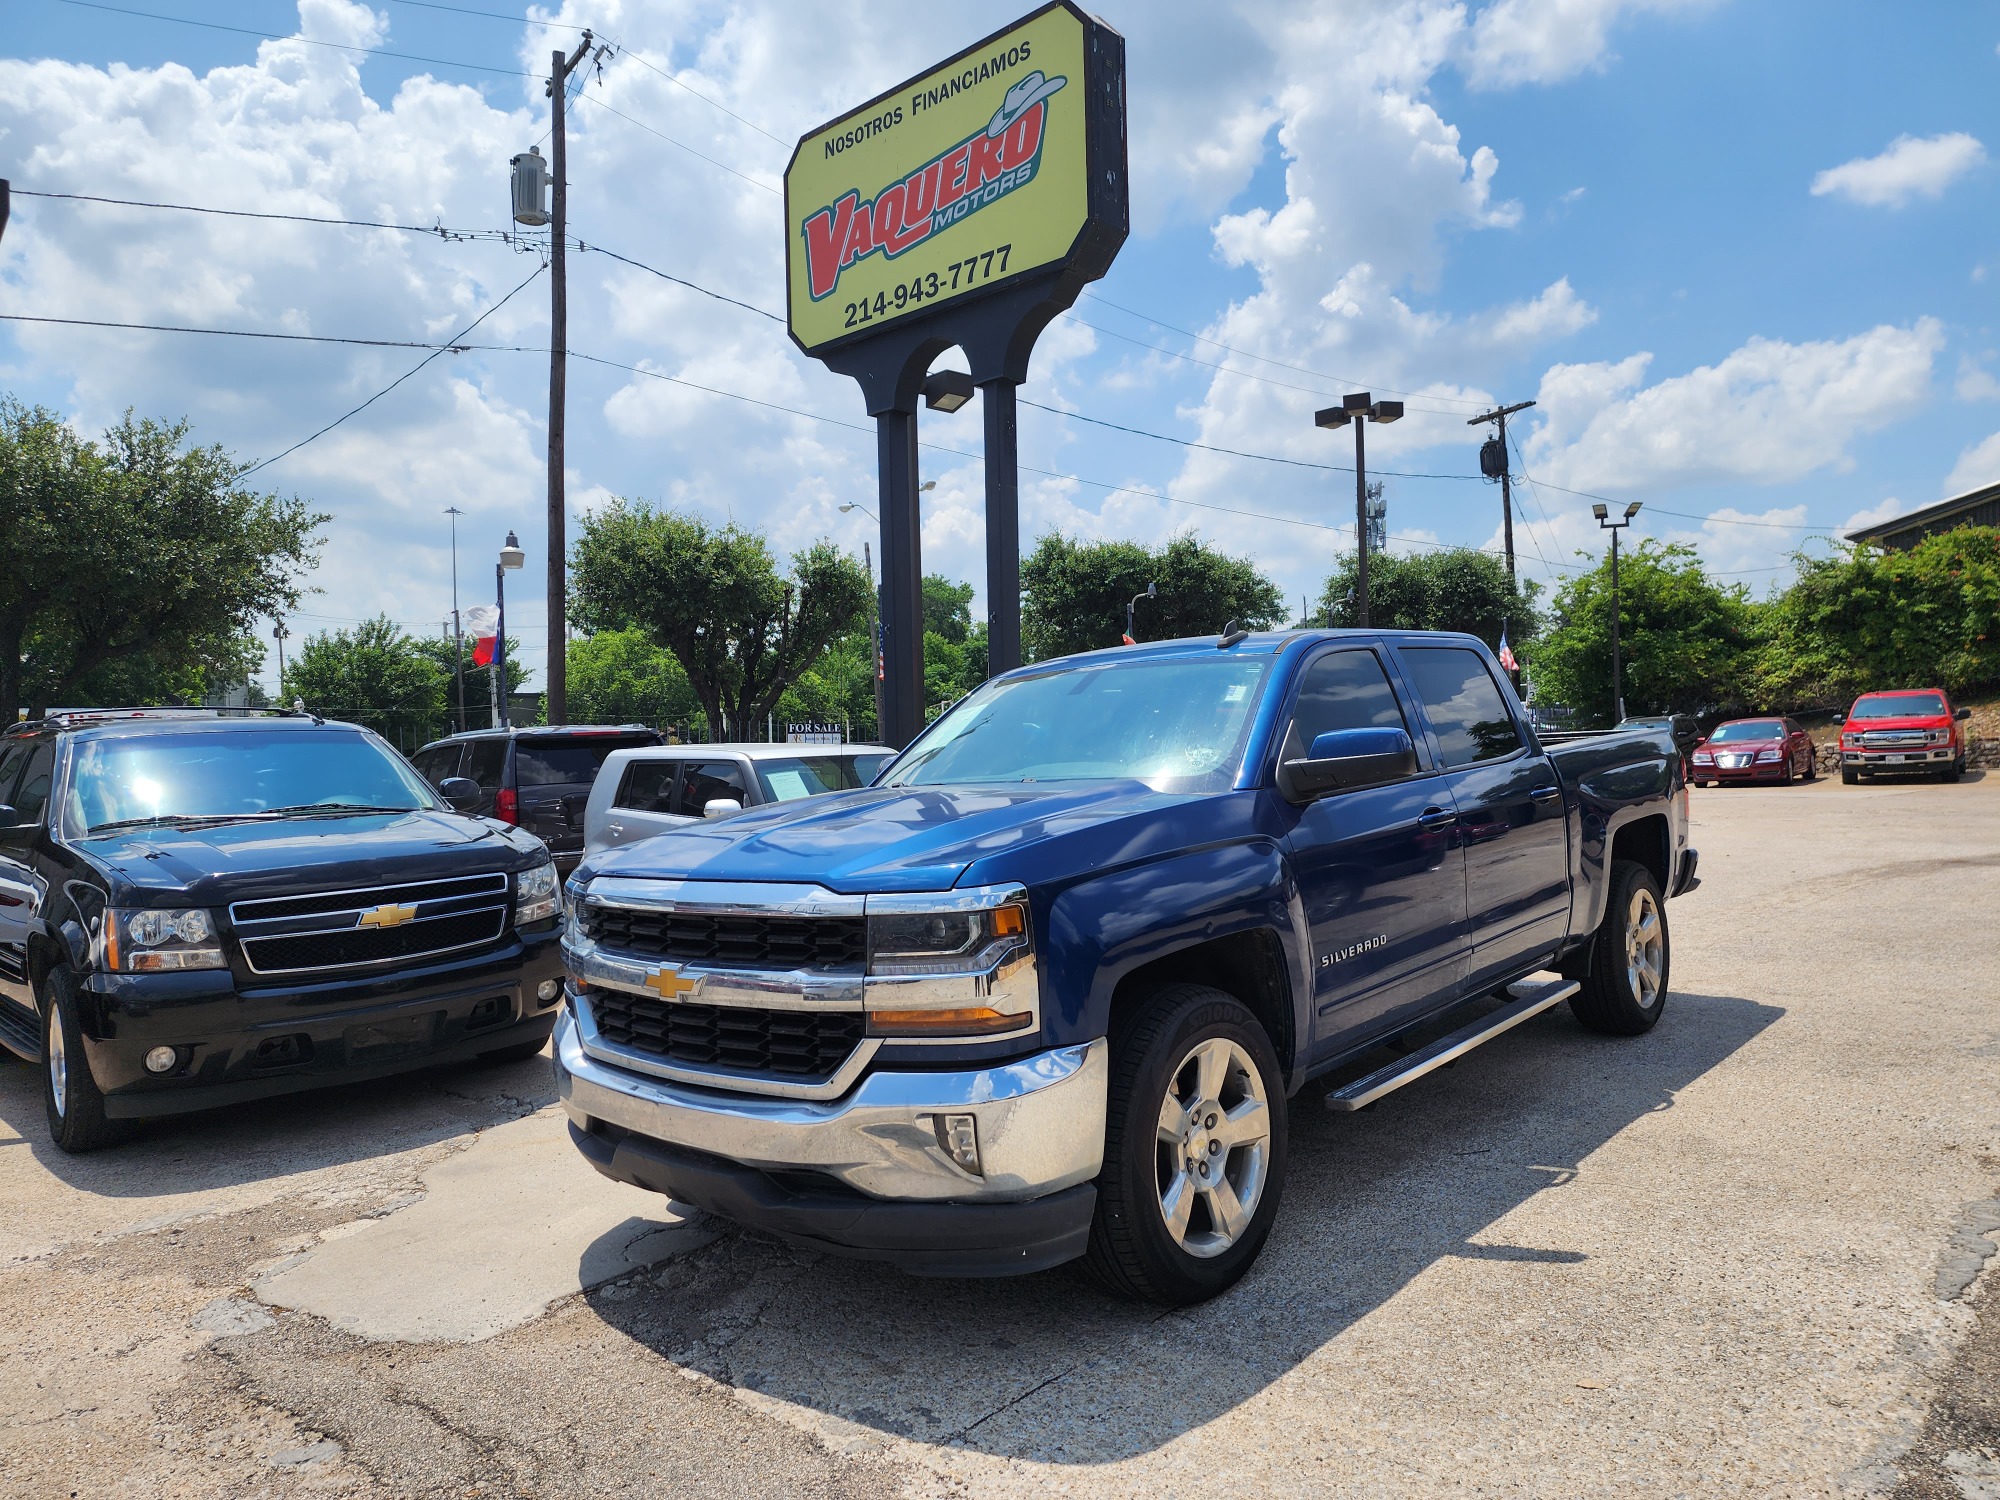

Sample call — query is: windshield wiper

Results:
[261,803,419,817]
[87,812,278,834]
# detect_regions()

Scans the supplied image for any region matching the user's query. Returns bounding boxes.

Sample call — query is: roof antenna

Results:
[1218,620,1250,648]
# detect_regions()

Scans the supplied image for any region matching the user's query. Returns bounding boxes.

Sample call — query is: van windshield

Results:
[883,653,1272,793]
[68,728,437,834]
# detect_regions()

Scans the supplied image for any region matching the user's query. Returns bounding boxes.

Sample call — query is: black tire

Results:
[1780,758,1795,786]
[1942,757,1963,784]
[41,965,118,1153]
[477,1037,549,1065]
[1569,861,1669,1037]
[1840,766,1858,784]
[1803,754,1819,783]
[1084,984,1288,1306]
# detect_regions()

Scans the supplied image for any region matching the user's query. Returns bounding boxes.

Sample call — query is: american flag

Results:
[1497,626,1519,673]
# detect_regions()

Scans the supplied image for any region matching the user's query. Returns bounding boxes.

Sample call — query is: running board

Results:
[0,998,40,1062]
[1324,978,1579,1112]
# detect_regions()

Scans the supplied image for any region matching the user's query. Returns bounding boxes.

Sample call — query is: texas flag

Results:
[1497,626,1519,674]
[465,604,499,666]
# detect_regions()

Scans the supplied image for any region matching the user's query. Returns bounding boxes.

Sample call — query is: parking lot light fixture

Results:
[1315,393,1403,628]
[497,530,524,729]
[922,371,975,414]
[1594,502,1642,723]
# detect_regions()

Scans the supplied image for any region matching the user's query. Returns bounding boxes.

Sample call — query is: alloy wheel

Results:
[47,1003,68,1119]
[1154,1036,1271,1258]
[1625,886,1664,1009]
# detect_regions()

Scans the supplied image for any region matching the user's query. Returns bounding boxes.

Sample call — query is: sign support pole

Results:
[981,378,1022,675]
[875,411,926,748]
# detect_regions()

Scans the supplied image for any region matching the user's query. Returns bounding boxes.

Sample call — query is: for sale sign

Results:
[784,2,1122,356]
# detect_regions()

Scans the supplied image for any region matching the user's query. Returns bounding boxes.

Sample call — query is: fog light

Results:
[144,1045,179,1074]
[537,979,562,1003]
[935,1112,981,1175]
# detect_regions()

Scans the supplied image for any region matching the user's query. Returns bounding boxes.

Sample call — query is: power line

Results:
[383,0,586,28]
[578,242,784,322]
[54,0,539,78]
[244,264,545,477]
[572,92,784,194]
[10,187,539,244]
[0,312,536,352]
[612,46,792,148]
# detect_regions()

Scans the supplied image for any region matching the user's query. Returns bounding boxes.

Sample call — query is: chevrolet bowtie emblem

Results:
[357,903,419,929]
[645,966,698,1001]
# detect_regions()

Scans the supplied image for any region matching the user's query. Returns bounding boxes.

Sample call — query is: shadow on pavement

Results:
[0,1045,557,1197]
[578,989,1782,1464]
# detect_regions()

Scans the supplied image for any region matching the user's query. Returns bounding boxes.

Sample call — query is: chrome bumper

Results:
[552,1008,1107,1203]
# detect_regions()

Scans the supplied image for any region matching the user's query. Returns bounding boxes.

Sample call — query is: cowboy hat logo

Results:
[987,70,1066,138]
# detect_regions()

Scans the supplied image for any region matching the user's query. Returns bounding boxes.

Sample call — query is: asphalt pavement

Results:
[1,771,1996,1498]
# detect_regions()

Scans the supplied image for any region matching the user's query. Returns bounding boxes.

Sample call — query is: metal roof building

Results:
[1844,478,2000,550]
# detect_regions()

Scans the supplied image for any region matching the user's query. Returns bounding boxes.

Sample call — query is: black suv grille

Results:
[241,910,505,974]
[232,873,508,923]
[578,905,865,969]
[586,988,863,1078]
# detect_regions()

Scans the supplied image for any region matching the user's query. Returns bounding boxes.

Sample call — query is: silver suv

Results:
[582,743,893,856]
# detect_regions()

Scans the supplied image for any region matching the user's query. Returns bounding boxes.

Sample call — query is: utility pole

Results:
[1469,399,1535,589]
[271,622,289,697]
[445,505,466,732]
[544,29,594,727]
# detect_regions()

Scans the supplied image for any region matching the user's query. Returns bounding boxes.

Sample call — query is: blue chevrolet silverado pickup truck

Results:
[555,630,1696,1304]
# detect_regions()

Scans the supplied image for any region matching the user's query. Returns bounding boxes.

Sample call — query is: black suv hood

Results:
[75,810,548,906]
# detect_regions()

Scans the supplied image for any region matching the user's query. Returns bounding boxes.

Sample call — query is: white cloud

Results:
[1810,132,1986,208]
[1523,319,1946,492]
[1842,496,1913,533]
[1956,354,2000,402]
[1944,430,2000,496]
[1462,0,1717,90]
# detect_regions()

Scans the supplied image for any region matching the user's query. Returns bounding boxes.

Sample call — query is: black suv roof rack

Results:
[8,706,311,732]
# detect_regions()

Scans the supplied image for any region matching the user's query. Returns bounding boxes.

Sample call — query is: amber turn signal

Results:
[867,1006,1031,1037]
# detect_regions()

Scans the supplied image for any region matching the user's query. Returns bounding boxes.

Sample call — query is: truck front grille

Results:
[241,910,506,975]
[231,873,512,976]
[1859,730,1930,748]
[577,905,865,970]
[584,987,863,1078]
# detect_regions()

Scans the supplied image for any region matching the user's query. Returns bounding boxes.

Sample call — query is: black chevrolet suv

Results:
[0,710,565,1151]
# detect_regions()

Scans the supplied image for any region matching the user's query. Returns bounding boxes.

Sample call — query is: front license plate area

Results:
[1884,754,1905,763]
[345,1012,440,1063]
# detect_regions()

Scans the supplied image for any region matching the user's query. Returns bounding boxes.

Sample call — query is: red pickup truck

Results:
[1837,689,1972,784]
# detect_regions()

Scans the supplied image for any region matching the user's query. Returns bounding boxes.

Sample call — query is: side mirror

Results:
[702,798,744,820]
[0,805,31,845]
[1277,728,1417,804]
[438,777,483,813]
[1956,707,1972,721]
[1831,713,1845,725]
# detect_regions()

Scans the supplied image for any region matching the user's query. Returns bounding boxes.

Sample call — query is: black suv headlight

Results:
[515,860,559,925]
[103,908,226,972]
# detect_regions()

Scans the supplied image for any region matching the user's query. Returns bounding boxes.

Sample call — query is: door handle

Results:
[606,822,624,838]
[1418,806,1457,831]
[1529,784,1562,803]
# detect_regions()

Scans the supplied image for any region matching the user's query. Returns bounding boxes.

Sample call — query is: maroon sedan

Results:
[1689,717,1818,786]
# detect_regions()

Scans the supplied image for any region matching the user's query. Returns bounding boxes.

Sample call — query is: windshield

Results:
[1709,720,1783,743]
[514,735,654,786]
[883,653,1272,792]
[68,728,438,834]
[753,754,888,802]
[1851,693,1946,720]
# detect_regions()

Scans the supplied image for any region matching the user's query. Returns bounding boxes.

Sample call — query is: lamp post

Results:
[271,622,289,698]
[1592,501,1642,723]
[1314,393,1403,627]
[844,487,932,738]
[1123,581,1156,645]
[496,530,525,729]
[444,506,466,733]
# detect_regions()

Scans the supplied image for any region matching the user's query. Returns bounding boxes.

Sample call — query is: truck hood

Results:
[76,810,546,905]
[579,781,1202,894]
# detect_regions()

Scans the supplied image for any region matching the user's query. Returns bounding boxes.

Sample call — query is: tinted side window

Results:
[0,741,31,806]
[10,743,56,823]
[464,739,507,791]
[515,737,652,786]
[615,760,678,813]
[1288,649,1409,755]
[1402,648,1521,769]
[675,760,748,816]
[412,745,461,785]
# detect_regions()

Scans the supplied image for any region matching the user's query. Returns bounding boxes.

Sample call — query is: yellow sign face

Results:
[785,4,1091,354]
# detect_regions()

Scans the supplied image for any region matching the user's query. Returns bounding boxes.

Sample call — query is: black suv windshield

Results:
[884,653,1272,792]
[69,728,437,834]
[1851,693,1946,720]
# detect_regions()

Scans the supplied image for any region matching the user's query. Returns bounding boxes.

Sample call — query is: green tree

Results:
[1759,526,2000,707]
[0,397,324,722]
[62,628,267,709]
[560,628,699,727]
[1309,549,1538,647]
[923,574,976,643]
[1532,540,1758,725]
[284,616,447,748]
[1021,533,1284,661]
[569,502,873,739]
[409,634,530,734]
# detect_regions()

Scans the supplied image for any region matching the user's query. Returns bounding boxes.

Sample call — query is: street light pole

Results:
[1593,501,1642,723]
[445,506,466,732]
[497,530,525,729]
[1315,393,1403,628]
[271,622,289,698]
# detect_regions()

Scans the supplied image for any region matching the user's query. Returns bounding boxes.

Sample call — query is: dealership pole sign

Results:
[786,3,1127,748]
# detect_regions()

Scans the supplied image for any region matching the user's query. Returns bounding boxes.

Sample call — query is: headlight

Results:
[1692,751,1713,764]
[864,888,1036,1038]
[1755,748,1782,762]
[515,861,559,925]
[1930,730,1952,746]
[103,908,226,972]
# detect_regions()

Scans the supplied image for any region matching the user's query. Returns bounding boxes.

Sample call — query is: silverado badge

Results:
[645,966,698,1001]
[357,903,419,929]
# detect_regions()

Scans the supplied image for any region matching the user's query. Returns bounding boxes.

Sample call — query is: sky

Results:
[3,0,1996,698]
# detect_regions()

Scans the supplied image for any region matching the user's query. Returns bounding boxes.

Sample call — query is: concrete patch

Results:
[1939,1198,2000,1301]
[192,1296,275,1337]
[256,1106,712,1342]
